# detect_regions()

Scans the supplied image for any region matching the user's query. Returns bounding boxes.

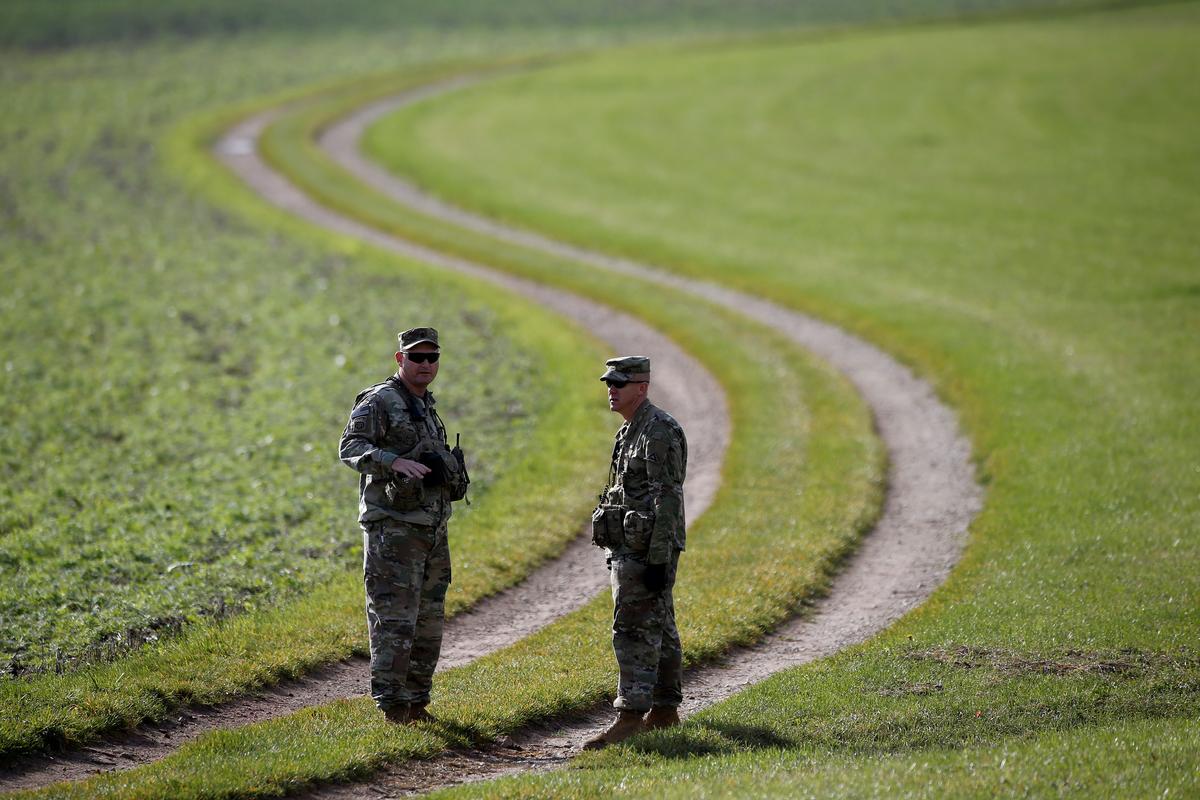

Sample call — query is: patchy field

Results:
[0,0,1090,685]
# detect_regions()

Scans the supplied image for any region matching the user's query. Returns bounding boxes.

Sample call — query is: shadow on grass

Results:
[626,719,793,759]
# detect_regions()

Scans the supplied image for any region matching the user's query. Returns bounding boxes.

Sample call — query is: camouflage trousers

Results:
[362,519,451,710]
[609,550,683,712]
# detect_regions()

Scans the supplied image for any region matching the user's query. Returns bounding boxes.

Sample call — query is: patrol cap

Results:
[398,327,439,351]
[599,355,650,383]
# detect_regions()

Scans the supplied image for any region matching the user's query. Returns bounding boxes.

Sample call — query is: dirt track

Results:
[1,72,981,797]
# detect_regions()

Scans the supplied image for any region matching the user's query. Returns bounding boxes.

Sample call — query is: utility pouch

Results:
[384,475,423,512]
[591,503,626,549]
[448,434,470,502]
[622,510,655,552]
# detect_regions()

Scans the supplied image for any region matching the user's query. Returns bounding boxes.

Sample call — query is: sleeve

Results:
[643,424,686,565]
[338,394,398,477]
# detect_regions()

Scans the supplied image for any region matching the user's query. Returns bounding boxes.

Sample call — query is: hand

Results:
[642,562,669,593]
[391,458,431,480]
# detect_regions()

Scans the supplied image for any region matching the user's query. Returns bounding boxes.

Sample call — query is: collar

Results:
[389,374,436,406]
[618,399,654,439]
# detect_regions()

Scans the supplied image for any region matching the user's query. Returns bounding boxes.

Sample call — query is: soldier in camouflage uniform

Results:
[339,327,469,725]
[583,355,688,750]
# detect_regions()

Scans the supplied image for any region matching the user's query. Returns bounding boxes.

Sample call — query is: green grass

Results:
[0,34,618,755]
[352,2,1200,795]
[429,715,1200,798]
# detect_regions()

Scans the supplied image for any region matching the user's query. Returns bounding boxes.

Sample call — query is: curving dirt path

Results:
[0,112,729,794]
[295,78,984,797]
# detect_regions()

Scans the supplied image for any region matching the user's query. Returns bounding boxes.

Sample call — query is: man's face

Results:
[396,343,440,389]
[606,379,648,417]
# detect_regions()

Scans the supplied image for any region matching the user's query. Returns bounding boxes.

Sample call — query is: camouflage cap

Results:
[599,355,650,383]
[397,326,439,351]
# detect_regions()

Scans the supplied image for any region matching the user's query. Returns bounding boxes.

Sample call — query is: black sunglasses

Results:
[604,378,646,389]
[406,352,440,364]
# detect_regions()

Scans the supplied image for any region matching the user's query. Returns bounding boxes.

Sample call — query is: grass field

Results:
[3,0,1196,796]
[0,0,1071,691]
[354,2,1200,795]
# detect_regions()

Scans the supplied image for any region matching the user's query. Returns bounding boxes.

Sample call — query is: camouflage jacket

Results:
[339,376,463,527]
[602,400,687,564]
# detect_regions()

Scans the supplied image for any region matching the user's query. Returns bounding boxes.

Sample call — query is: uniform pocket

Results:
[384,476,423,511]
[622,510,655,552]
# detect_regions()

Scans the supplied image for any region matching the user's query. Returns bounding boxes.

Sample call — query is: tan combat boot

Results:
[643,706,681,730]
[581,710,646,750]
[408,702,437,724]
[382,704,410,724]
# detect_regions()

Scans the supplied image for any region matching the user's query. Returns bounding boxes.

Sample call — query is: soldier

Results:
[583,355,688,750]
[339,327,469,725]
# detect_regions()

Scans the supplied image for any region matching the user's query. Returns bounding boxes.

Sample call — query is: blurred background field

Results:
[1,0,1124,48]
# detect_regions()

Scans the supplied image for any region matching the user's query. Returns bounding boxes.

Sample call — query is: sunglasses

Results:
[603,379,647,389]
[405,352,440,364]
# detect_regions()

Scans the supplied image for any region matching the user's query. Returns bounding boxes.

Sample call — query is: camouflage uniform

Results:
[593,357,688,713]
[339,329,467,712]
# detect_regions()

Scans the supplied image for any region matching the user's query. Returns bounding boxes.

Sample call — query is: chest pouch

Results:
[591,503,626,549]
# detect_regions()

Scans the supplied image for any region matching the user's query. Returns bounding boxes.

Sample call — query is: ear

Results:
[395,351,404,365]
